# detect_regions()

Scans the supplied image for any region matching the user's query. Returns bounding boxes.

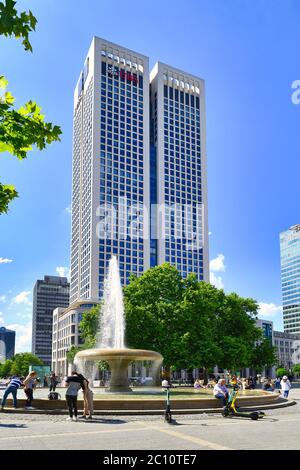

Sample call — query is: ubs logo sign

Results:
[291,80,300,105]
[108,64,138,85]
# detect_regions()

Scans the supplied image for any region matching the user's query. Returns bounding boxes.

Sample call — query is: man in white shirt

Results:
[280,375,292,398]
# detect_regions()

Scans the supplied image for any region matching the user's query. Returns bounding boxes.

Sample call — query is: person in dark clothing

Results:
[49,372,58,392]
[65,371,85,422]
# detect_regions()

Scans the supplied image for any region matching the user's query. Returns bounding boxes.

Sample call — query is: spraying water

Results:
[96,256,125,349]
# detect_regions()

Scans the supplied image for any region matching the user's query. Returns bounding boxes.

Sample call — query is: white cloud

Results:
[11,291,32,307]
[210,272,224,289]
[210,254,226,272]
[6,322,32,353]
[0,295,6,303]
[258,302,282,318]
[56,266,70,280]
[0,257,13,264]
[0,312,5,325]
[65,205,71,214]
[210,254,226,289]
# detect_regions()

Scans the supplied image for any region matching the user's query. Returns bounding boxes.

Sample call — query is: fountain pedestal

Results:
[107,357,132,392]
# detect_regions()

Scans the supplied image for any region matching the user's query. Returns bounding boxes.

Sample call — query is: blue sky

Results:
[1,0,300,351]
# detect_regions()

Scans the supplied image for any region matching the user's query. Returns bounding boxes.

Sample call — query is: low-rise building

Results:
[273,330,300,370]
[52,300,98,376]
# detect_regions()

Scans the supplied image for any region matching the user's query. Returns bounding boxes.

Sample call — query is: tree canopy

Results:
[69,263,276,374]
[0,0,62,213]
[124,263,276,372]
[0,352,43,377]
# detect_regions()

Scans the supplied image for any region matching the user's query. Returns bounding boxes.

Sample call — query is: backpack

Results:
[48,392,61,400]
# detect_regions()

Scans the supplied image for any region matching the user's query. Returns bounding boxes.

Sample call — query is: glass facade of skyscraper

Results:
[280,224,300,334]
[70,38,150,304]
[150,62,209,281]
[99,58,145,291]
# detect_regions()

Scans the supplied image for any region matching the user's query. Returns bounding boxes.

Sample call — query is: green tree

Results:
[250,338,277,371]
[0,1,62,213]
[0,0,37,51]
[215,293,261,371]
[175,276,223,372]
[79,304,101,347]
[276,367,288,378]
[0,352,43,377]
[292,364,300,375]
[0,358,13,377]
[125,264,266,373]
[124,263,185,369]
[10,352,43,376]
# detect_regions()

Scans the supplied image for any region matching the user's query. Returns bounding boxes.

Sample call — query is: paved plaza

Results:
[0,388,300,450]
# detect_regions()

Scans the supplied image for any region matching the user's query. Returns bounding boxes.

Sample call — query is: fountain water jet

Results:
[75,256,163,392]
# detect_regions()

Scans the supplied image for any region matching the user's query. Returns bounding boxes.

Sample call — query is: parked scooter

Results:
[222,384,265,420]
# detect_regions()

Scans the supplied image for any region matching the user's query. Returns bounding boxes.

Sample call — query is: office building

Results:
[149,62,209,280]
[52,300,97,375]
[280,224,300,333]
[32,276,70,366]
[273,330,300,370]
[0,326,15,362]
[70,37,209,305]
[70,37,150,304]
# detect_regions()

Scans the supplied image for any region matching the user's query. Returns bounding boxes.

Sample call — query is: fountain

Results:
[75,256,163,392]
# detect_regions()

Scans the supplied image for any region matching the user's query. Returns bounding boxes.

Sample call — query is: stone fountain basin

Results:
[75,348,163,392]
[76,348,162,362]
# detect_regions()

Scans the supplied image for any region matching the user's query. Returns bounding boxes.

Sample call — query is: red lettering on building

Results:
[107,64,139,84]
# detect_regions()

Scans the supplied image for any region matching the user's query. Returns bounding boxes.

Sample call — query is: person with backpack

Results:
[1,375,24,410]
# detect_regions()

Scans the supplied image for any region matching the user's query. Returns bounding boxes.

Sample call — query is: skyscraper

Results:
[32,275,70,365]
[280,224,300,334]
[70,36,209,305]
[149,62,209,280]
[70,37,150,304]
[0,326,15,362]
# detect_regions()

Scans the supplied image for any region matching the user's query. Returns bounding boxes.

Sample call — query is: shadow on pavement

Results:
[0,423,27,428]
[80,418,127,425]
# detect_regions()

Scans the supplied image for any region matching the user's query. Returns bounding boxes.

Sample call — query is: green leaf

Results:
[4,91,14,104]
[0,181,18,214]
[0,75,8,89]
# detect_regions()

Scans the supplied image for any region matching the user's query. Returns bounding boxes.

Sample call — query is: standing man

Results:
[280,375,292,398]
[1,375,23,410]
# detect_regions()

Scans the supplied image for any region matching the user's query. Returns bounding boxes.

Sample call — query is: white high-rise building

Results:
[70,37,150,303]
[70,36,209,305]
[149,62,209,280]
